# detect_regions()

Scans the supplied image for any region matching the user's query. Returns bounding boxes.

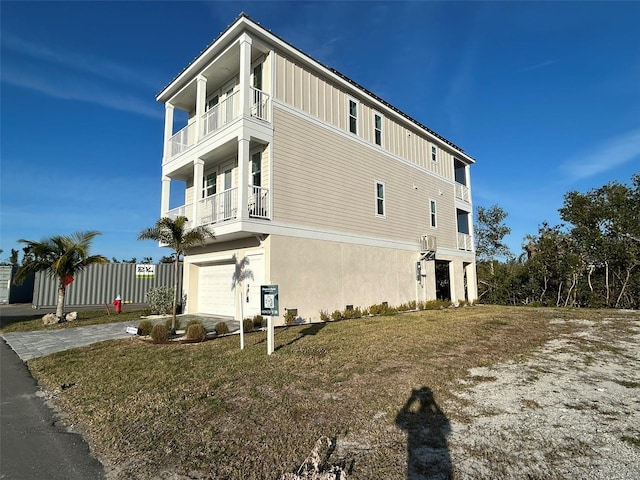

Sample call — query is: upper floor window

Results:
[204,172,217,197]
[431,145,438,163]
[349,99,358,134]
[252,63,263,90]
[376,181,385,216]
[430,200,437,228]
[251,151,262,186]
[374,113,382,146]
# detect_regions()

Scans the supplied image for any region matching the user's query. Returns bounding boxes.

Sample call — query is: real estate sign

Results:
[260,284,279,316]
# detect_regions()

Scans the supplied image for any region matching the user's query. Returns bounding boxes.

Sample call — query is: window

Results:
[206,94,219,111]
[251,151,262,186]
[252,63,263,90]
[374,113,382,146]
[203,172,217,197]
[431,145,438,163]
[349,99,358,134]
[376,181,385,216]
[430,200,437,228]
[224,168,232,190]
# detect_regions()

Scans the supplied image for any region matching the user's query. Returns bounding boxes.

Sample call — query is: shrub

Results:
[137,320,153,336]
[186,322,207,342]
[330,310,343,321]
[164,317,182,331]
[150,323,170,343]
[252,315,264,328]
[284,310,297,326]
[215,322,229,335]
[243,318,254,333]
[185,319,201,330]
[319,310,330,322]
[146,286,175,315]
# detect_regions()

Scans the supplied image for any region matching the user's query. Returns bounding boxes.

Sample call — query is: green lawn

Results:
[0,308,148,333]
[27,306,633,479]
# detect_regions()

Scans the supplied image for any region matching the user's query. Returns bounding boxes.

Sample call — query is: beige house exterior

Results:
[156,14,477,324]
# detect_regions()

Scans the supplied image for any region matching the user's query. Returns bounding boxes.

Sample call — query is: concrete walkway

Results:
[1,316,239,361]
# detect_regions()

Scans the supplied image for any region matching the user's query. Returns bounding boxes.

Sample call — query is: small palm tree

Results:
[14,231,108,320]
[138,216,214,333]
[231,254,253,350]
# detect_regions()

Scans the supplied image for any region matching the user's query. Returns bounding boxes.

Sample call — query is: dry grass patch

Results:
[26,306,632,479]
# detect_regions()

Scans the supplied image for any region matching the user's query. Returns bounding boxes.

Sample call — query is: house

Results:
[156,13,477,324]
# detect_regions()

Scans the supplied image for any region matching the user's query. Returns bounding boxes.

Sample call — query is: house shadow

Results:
[276,322,326,350]
[395,386,452,480]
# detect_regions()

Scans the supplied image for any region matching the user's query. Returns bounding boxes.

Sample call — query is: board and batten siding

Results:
[271,106,458,249]
[273,52,461,181]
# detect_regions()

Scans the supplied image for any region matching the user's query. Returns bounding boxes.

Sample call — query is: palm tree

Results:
[231,254,253,350]
[138,216,214,333]
[14,231,108,320]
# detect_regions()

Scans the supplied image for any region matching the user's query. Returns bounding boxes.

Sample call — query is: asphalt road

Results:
[0,339,106,479]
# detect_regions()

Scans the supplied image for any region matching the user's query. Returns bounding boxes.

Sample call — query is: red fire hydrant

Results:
[112,295,122,314]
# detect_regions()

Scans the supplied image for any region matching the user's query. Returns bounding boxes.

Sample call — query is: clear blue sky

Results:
[2,1,639,263]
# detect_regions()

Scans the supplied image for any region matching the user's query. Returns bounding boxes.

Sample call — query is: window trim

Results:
[373,112,383,146]
[250,149,262,187]
[348,97,358,135]
[375,181,386,217]
[431,144,438,163]
[429,199,437,228]
[203,171,217,198]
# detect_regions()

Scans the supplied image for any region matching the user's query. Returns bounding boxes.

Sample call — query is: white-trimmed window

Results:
[430,200,437,228]
[251,151,262,186]
[374,113,382,146]
[431,145,438,163]
[348,98,358,134]
[203,172,217,197]
[376,181,385,216]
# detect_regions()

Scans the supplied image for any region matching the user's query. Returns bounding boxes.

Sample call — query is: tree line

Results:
[476,173,639,309]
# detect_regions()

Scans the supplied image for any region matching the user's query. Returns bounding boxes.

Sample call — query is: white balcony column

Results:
[239,33,252,118]
[193,158,204,225]
[161,176,171,217]
[195,75,207,140]
[163,104,175,159]
[237,138,250,221]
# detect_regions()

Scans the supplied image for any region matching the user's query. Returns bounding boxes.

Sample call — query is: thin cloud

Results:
[2,32,160,90]
[560,128,640,182]
[520,60,557,72]
[1,68,162,119]
[1,32,162,118]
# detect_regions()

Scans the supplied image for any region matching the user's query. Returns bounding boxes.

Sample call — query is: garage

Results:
[197,263,236,316]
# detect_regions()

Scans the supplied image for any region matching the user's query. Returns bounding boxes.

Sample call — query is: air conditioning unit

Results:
[420,235,436,252]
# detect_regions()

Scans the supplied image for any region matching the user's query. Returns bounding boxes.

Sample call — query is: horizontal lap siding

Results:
[272,107,458,248]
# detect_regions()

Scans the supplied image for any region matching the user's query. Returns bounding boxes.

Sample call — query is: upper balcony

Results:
[167,88,270,160]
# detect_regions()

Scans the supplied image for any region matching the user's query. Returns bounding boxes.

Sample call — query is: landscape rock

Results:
[65,311,78,322]
[42,313,58,325]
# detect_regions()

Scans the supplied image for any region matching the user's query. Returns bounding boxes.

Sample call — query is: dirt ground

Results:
[447,313,640,479]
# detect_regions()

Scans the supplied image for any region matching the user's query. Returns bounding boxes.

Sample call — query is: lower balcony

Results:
[165,186,270,229]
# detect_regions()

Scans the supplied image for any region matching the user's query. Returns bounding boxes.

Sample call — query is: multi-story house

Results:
[156,13,477,324]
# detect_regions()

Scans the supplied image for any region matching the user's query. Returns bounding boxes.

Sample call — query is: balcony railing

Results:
[250,87,270,122]
[457,233,473,251]
[167,89,271,160]
[249,186,269,219]
[198,188,238,225]
[166,204,194,229]
[202,91,240,138]
[455,183,470,202]
[169,123,196,157]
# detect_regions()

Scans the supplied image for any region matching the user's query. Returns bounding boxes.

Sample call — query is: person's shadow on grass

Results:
[395,386,452,479]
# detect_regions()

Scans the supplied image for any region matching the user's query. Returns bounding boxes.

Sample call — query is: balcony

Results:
[457,233,473,251]
[167,88,270,160]
[166,186,270,229]
[455,183,470,202]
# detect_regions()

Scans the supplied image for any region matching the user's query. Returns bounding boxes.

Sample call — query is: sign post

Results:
[260,285,279,355]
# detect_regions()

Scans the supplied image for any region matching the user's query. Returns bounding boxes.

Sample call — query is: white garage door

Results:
[198,263,236,316]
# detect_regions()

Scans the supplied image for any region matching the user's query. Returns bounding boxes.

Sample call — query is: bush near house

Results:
[137,320,153,336]
[185,322,207,342]
[150,323,170,343]
[252,315,264,328]
[215,322,230,335]
[243,318,254,333]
